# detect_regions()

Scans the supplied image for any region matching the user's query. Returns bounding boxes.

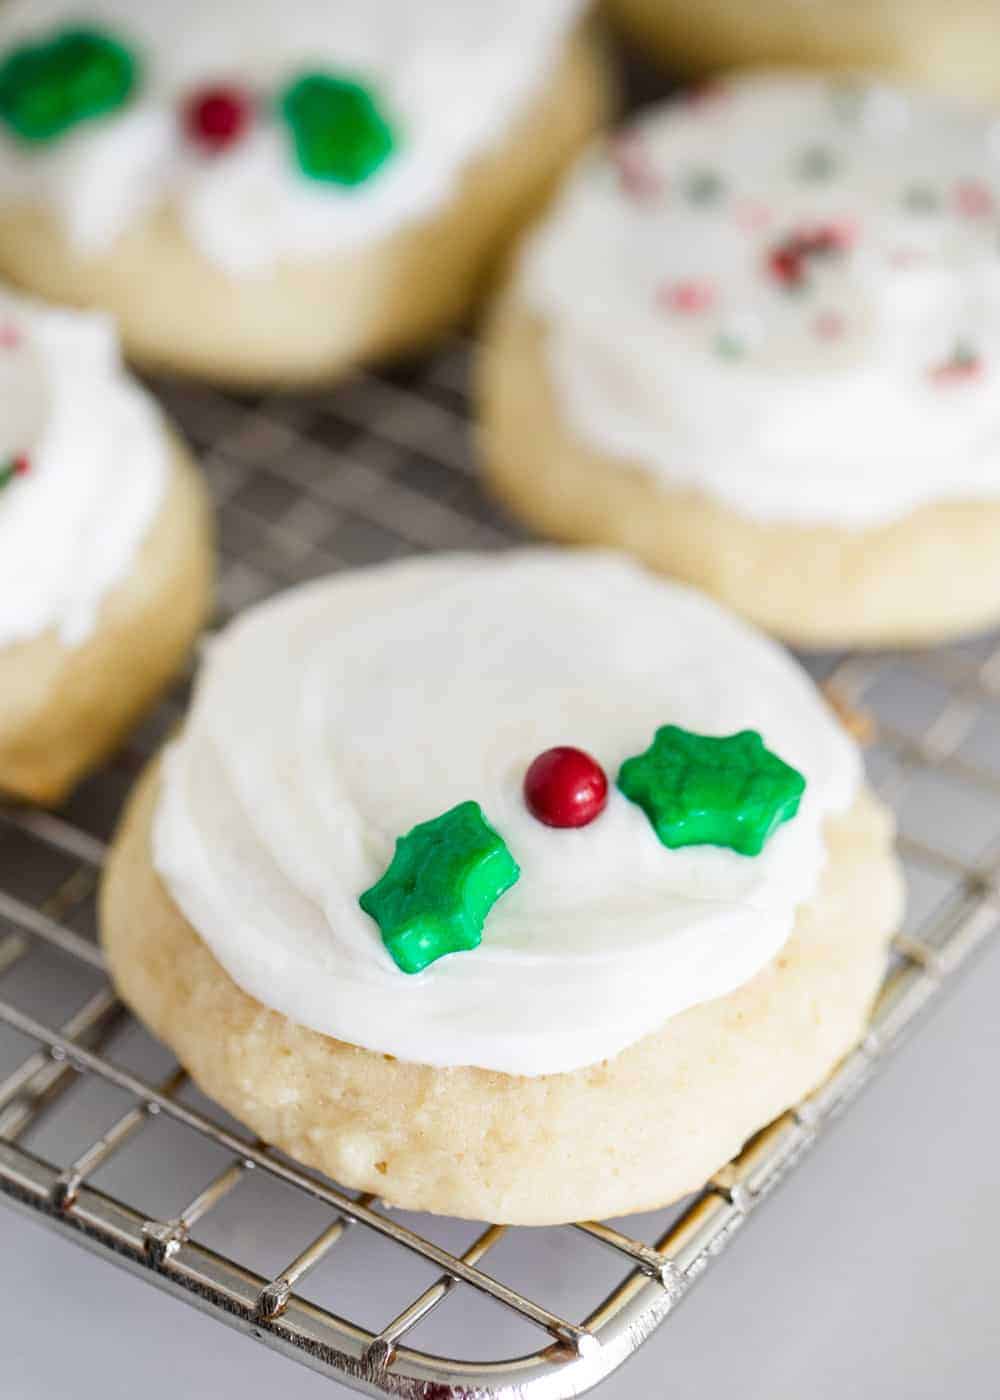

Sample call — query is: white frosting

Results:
[154,551,860,1076]
[0,0,584,275]
[520,75,1000,529]
[0,291,167,649]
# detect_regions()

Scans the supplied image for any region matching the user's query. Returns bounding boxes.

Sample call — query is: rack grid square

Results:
[1,349,998,1398]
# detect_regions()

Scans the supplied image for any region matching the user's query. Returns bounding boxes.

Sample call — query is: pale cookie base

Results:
[0,445,213,806]
[478,301,1000,649]
[608,0,1000,103]
[100,761,902,1226]
[0,31,612,389]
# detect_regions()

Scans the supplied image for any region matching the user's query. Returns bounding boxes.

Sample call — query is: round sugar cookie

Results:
[479,75,1000,647]
[609,0,1000,105]
[0,1,612,387]
[0,292,213,805]
[100,551,902,1224]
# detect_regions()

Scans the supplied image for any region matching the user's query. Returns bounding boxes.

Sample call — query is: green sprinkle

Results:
[359,802,520,975]
[903,183,939,214]
[683,168,725,205]
[797,145,838,181]
[618,726,806,857]
[714,332,745,360]
[0,27,136,144]
[280,72,396,186]
[0,455,28,492]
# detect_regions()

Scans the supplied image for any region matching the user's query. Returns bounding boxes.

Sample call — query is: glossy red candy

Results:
[524,747,608,829]
[185,85,252,152]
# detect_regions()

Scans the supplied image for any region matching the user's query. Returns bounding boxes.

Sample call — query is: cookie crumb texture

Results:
[101,764,901,1224]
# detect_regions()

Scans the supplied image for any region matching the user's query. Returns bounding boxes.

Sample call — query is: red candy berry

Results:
[184,85,253,152]
[524,747,608,829]
[12,454,29,476]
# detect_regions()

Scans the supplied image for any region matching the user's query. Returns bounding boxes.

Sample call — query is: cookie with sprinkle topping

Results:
[482,72,1000,647]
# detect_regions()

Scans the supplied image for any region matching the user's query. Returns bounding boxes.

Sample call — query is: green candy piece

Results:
[0,27,137,144]
[617,726,806,857]
[280,73,395,186]
[359,801,520,975]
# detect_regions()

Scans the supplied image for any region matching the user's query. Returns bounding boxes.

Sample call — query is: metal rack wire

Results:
[1,341,999,1398]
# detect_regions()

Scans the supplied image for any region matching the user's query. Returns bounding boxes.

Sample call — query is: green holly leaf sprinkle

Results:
[359,801,520,975]
[0,27,137,144]
[617,726,806,857]
[280,73,396,186]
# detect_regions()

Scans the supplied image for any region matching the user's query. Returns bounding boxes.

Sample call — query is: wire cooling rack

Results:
[2,341,1000,1398]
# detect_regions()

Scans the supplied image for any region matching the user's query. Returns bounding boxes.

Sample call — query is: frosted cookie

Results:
[0,1,611,387]
[0,292,213,805]
[479,76,1000,648]
[100,551,902,1225]
[609,0,1000,104]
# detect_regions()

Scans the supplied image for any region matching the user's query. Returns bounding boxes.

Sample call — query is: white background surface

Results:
[3,933,997,1400]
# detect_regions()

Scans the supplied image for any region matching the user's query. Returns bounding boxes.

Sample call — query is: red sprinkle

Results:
[734,198,772,232]
[659,279,716,314]
[823,217,858,249]
[184,85,253,152]
[955,180,993,218]
[612,136,664,201]
[524,747,608,829]
[813,310,845,340]
[769,244,805,286]
[12,454,30,476]
[767,221,855,288]
[931,354,983,384]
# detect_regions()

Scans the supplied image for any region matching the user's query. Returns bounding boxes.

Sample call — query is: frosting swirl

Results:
[0,290,167,648]
[154,551,860,1076]
[0,0,584,275]
[520,75,1000,529]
